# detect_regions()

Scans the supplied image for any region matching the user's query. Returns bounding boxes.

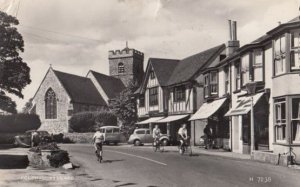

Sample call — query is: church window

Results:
[45,88,57,119]
[118,62,125,73]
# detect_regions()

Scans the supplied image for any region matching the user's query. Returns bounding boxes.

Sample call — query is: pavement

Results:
[61,144,300,187]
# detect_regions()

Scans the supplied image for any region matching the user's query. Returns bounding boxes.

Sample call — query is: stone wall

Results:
[33,69,70,134]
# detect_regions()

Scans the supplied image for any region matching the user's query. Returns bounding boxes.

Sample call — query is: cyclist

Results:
[178,124,188,153]
[93,128,105,162]
[152,125,161,146]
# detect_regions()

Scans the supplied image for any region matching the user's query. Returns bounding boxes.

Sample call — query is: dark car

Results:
[14,130,50,147]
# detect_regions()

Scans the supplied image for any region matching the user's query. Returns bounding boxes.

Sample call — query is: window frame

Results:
[210,71,218,95]
[290,30,300,71]
[274,98,287,142]
[118,62,125,74]
[252,49,263,82]
[45,88,57,119]
[234,62,241,91]
[204,74,209,98]
[174,85,186,102]
[150,70,155,80]
[274,34,287,76]
[291,97,300,143]
[149,87,158,106]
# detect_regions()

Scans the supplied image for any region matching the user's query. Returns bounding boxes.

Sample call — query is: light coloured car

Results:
[128,128,169,146]
[99,126,122,145]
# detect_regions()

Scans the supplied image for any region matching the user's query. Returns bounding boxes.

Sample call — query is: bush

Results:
[29,142,60,153]
[0,114,41,133]
[69,111,117,132]
[47,150,70,168]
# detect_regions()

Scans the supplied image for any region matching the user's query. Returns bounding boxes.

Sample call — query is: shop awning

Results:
[156,114,189,123]
[225,92,264,116]
[189,98,227,121]
[136,117,165,125]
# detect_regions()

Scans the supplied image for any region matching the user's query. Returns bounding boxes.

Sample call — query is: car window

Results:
[100,129,105,133]
[146,130,150,134]
[106,128,113,134]
[113,128,120,134]
[135,130,145,135]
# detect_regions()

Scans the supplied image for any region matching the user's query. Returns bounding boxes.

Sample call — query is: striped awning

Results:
[156,114,189,123]
[136,117,165,125]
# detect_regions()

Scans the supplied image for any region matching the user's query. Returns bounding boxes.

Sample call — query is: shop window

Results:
[241,55,250,86]
[292,98,300,142]
[253,50,263,81]
[139,94,145,107]
[274,35,286,75]
[149,87,158,106]
[274,98,286,141]
[174,85,186,102]
[118,62,125,73]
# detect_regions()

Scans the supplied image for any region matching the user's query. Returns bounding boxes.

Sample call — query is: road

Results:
[61,144,300,187]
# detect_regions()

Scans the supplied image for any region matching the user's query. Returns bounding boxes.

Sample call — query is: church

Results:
[31,46,144,133]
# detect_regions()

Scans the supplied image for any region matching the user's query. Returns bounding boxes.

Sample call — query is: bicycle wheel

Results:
[153,142,158,152]
[160,143,164,153]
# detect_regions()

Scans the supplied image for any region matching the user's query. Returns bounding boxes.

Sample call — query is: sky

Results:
[1,0,300,111]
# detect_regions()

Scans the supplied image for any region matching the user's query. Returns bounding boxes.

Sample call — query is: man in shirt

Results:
[93,129,105,162]
[152,125,161,145]
[178,124,188,149]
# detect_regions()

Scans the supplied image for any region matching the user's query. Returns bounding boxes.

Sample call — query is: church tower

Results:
[108,44,144,87]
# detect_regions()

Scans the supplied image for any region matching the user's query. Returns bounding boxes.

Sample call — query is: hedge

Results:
[0,114,41,133]
[69,111,117,132]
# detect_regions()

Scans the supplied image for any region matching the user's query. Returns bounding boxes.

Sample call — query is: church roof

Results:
[88,70,126,99]
[167,44,226,86]
[53,70,106,106]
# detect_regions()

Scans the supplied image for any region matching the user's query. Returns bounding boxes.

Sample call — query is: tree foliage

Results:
[0,11,31,113]
[109,81,138,130]
[22,98,33,114]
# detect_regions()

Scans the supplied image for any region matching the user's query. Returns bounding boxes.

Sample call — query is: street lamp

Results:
[245,81,257,154]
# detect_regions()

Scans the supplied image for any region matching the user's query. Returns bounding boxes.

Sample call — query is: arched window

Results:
[45,88,57,119]
[118,62,125,73]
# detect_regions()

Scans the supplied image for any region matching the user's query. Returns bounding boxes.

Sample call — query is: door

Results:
[145,129,153,143]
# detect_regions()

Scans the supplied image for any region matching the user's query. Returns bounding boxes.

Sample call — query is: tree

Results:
[0,11,31,113]
[22,98,33,114]
[109,81,138,132]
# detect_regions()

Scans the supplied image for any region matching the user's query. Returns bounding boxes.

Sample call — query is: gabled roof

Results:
[167,44,226,86]
[88,70,126,99]
[149,58,180,86]
[53,70,106,106]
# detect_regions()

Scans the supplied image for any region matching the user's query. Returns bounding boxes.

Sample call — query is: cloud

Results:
[3,0,298,111]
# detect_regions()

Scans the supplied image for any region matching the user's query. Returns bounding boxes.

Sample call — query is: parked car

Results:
[99,126,122,145]
[128,128,169,146]
[14,130,50,148]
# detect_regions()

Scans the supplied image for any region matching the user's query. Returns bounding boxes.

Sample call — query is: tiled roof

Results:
[53,70,106,106]
[89,71,126,99]
[149,58,180,86]
[167,44,226,86]
[288,16,300,23]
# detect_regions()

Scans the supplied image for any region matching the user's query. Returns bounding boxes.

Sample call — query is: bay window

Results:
[210,71,218,95]
[291,31,300,71]
[241,55,250,86]
[235,62,241,90]
[292,98,300,142]
[274,35,286,75]
[149,87,158,106]
[174,86,186,102]
[274,98,286,141]
[253,50,263,81]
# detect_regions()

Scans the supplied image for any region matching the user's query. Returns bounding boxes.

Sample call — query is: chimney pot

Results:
[228,20,232,41]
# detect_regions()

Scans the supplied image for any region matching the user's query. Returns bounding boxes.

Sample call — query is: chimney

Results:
[226,20,240,56]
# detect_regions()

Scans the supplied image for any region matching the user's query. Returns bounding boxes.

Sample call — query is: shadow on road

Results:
[102,159,124,163]
[0,154,29,169]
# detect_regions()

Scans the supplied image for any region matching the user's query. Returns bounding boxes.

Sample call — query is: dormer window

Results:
[174,86,186,102]
[150,70,155,79]
[204,71,218,98]
[118,62,125,73]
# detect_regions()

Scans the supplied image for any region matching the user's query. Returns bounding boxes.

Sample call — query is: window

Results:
[210,71,218,95]
[224,66,230,94]
[136,130,145,135]
[235,62,241,90]
[274,35,286,75]
[150,70,155,79]
[204,74,209,98]
[274,98,286,141]
[253,50,263,81]
[146,130,150,134]
[291,31,300,71]
[139,94,145,107]
[241,55,250,86]
[291,98,300,142]
[45,88,57,119]
[118,62,125,73]
[149,87,158,106]
[174,86,186,102]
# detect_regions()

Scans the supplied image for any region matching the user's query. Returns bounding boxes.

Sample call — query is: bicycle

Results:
[153,138,164,152]
[94,143,103,163]
[178,137,192,156]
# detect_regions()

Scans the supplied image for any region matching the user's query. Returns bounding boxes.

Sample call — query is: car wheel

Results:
[134,140,141,146]
[161,139,168,146]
